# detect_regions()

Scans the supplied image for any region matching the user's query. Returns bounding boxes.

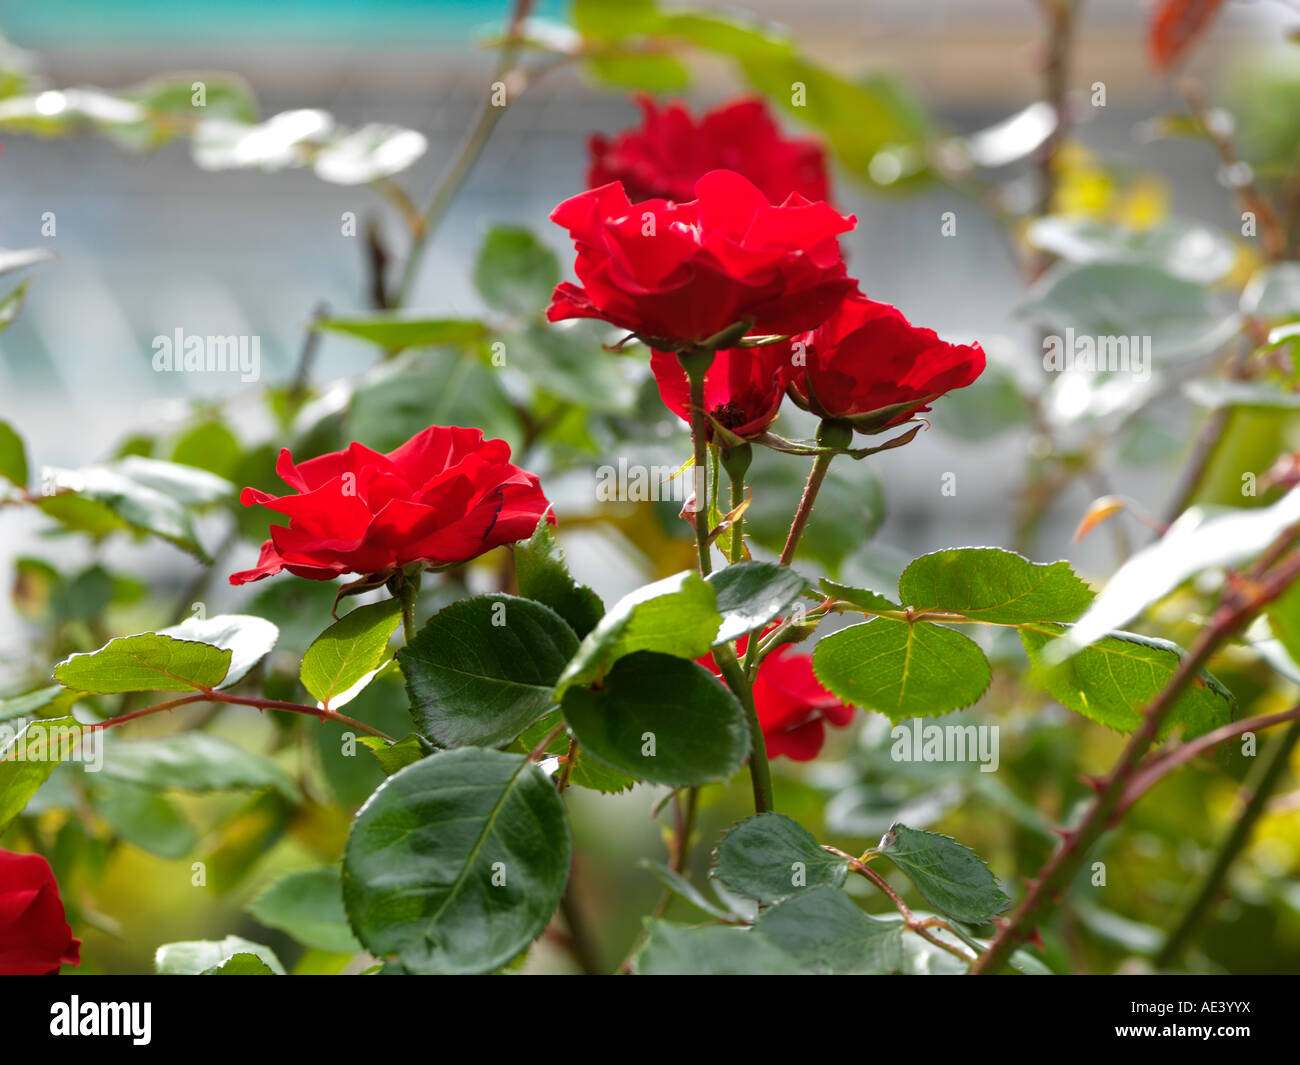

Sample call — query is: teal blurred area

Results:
[0,0,569,46]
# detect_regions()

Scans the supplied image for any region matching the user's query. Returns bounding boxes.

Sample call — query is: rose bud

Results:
[790,292,986,433]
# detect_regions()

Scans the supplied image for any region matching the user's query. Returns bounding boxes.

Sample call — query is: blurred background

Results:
[3,0,1300,975]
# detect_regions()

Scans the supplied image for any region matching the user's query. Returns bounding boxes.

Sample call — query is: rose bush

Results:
[0,0,1296,990]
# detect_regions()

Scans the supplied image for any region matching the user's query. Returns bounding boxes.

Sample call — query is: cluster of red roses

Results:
[563,95,987,443]
[227,97,983,765]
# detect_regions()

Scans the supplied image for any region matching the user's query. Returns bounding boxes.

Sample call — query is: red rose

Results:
[649,345,789,440]
[547,169,856,346]
[791,292,985,432]
[230,425,552,585]
[699,630,855,762]
[588,95,832,207]
[0,849,81,975]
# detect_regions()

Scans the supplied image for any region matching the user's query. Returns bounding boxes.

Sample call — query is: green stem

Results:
[680,348,715,577]
[1154,717,1300,968]
[714,643,774,814]
[722,444,752,565]
[395,570,422,643]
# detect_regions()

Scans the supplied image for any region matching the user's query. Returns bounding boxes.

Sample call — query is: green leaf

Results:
[712,812,849,905]
[1267,581,1300,666]
[358,733,430,775]
[560,652,748,787]
[170,420,242,480]
[111,455,233,505]
[41,463,212,560]
[1241,261,1300,320]
[934,361,1028,440]
[0,420,28,487]
[1059,486,1300,655]
[572,0,660,39]
[514,519,604,638]
[585,53,691,92]
[54,633,231,693]
[313,123,427,184]
[247,867,361,954]
[318,315,488,352]
[472,225,559,316]
[819,578,902,614]
[1019,623,1235,739]
[637,860,735,922]
[90,778,197,859]
[1018,261,1239,363]
[100,732,298,799]
[0,685,74,724]
[205,954,277,975]
[159,614,279,689]
[897,547,1094,624]
[399,594,578,748]
[871,822,1009,925]
[812,619,991,723]
[553,571,720,698]
[632,920,802,975]
[1184,380,1300,410]
[706,562,810,643]
[1027,217,1236,284]
[505,321,636,411]
[0,717,80,835]
[155,935,285,975]
[754,885,904,974]
[301,600,401,707]
[0,247,56,277]
[342,747,571,974]
[0,280,30,332]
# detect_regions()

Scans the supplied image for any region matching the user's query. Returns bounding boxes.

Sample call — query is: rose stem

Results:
[679,348,773,813]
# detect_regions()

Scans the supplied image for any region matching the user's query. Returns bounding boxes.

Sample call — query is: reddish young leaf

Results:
[1148,0,1226,70]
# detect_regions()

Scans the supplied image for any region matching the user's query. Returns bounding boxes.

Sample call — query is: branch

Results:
[827,846,974,964]
[91,689,395,741]
[968,543,1300,974]
[392,0,536,307]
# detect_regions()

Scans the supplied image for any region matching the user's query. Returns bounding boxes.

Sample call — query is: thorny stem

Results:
[826,847,974,964]
[969,543,1300,974]
[1153,715,1300,967]
[92,690,395,741]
